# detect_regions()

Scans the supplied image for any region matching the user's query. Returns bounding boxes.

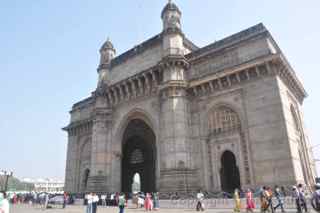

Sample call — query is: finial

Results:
[168,0,172,3]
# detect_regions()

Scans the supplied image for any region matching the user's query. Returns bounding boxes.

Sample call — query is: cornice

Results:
[62,119,93,136]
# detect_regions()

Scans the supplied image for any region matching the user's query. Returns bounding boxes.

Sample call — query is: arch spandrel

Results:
[113,108,158,147]
[208,106,241,136]
[200,100,245,138]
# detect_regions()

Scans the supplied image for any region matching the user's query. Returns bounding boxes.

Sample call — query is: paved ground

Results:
[11,204,307,213]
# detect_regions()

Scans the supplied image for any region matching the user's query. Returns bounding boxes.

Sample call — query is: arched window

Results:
[208,106,240,135]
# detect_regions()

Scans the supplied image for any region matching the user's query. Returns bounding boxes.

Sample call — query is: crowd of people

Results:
[2,183,320,213]
[84,192,160,213]
[220,183,320,213]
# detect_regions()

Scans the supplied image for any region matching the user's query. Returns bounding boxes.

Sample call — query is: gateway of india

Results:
[63,1,316,193]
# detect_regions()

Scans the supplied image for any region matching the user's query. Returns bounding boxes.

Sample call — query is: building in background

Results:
[22,178,64,193]
[63,1,316,193]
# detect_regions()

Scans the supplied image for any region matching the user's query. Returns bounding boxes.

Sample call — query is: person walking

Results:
[152,192,160,210]
[311,183,320,212]
[91,193,99,213]
[62,192,67,209]
[293,185,308,213]
[266,187,274,213]
[144,193,153,211]
[234,189,241,213]
[0,192,10,213]
[196,190,205,211]
[118,193,125,213]
[274,186,285,213]
[260,186,270,213]
[246,189,255,213]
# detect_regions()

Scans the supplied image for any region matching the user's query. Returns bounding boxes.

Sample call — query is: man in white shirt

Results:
[86,193,93,213]
[101,194,107,206]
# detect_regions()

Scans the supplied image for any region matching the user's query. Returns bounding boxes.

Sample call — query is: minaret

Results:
[97,38,116,86]
[159,1,198,192]
[87,38,115,192]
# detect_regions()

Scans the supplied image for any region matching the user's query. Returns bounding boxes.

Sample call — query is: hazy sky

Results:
[1,0,320,180]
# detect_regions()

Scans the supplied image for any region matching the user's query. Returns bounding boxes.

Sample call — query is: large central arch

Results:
[121,119,156,193]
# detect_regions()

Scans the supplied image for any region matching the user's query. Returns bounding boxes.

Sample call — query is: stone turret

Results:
[161,0,182,31]
[97,38,116,86]
[161,0,184,57]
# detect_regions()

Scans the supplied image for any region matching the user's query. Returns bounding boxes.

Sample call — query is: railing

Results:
[163,48,185,57]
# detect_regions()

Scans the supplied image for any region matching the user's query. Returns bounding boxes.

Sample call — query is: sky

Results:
[0,0,320,181]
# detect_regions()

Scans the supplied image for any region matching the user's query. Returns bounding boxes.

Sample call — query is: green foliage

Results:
[0,175,34,191]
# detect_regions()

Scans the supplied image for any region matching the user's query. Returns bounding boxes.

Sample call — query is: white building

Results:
[23,178,64,193]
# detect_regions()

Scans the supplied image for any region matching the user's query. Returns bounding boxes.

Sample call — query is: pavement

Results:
[10,204,310,213]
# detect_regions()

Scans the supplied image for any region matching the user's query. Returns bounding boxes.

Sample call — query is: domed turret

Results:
[161,0,182,31]
[97,38,116,87]
[99,38,116,66]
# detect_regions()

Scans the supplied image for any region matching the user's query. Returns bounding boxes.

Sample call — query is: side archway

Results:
[220,151,241,192]
[207,105,246,191]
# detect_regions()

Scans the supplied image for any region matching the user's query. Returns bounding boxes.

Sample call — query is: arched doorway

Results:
[220,151,240,192]
[121,119,156,193]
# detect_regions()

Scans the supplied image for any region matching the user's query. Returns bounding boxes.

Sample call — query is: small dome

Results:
[100,38,115,51]
[161,0,181,19]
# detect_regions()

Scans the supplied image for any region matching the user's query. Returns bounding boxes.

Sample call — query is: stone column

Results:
[87,95,113,192]
[64,132,78,193]
[158,59,199,192]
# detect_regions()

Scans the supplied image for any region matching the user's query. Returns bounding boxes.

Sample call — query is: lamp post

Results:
[0,170,13,192]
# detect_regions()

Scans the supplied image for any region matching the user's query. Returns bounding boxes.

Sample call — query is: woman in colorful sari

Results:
[246,189,255,213]
[234,189,241,212]
[260,186,271,213]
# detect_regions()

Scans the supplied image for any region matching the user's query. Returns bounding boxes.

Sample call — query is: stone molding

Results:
[63,119,93,136]
[273,56,307,104]
[187,59,272,98]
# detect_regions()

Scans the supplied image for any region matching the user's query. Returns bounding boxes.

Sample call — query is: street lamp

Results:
[0,170,13,192]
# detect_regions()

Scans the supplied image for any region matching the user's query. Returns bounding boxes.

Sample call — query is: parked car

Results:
[48,195,64,205]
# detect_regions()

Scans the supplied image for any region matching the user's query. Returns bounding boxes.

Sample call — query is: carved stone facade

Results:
[63,1,316,193]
